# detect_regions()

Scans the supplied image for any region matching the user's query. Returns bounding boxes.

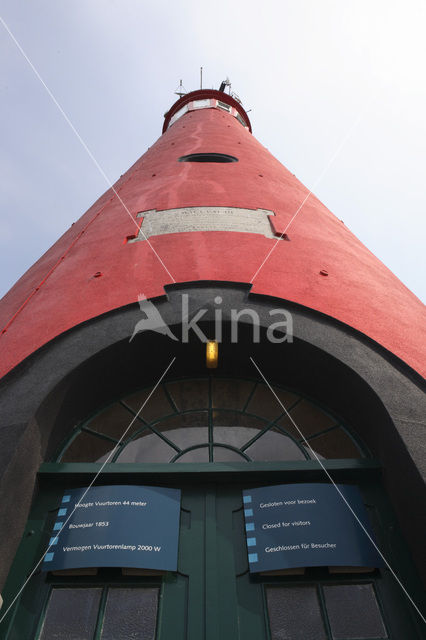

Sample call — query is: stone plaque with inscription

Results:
[129,207,276,241]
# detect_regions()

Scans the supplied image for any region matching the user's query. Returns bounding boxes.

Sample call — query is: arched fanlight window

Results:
[55,378,366,463]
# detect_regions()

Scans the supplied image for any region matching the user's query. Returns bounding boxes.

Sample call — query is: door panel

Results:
[163,484,266,640]
[1,478,424,639]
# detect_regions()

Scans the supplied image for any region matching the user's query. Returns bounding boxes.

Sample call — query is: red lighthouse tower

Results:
[0,86,425,638]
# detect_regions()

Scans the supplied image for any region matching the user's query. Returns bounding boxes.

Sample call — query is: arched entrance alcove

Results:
[0,284,424,638]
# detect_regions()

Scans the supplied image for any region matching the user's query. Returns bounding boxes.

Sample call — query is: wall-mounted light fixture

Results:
[206,341,219,368]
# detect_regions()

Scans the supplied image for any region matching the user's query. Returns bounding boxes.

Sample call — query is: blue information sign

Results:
[42,485,181,572]
[242,483,383,572]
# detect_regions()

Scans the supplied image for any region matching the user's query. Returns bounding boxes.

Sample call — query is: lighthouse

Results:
[0,86,424,638]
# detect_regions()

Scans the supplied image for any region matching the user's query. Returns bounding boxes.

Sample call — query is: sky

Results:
[0,0,425,303]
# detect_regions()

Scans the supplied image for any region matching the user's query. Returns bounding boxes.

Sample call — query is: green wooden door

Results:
[1,480,263,640]
[162,483,266,640]
[153,479,425,640]
[1,473,424,639]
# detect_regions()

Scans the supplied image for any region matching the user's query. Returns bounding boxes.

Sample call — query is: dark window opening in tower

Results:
[236,113,247,126]
[217,100,232,112]
[178,153,238,163]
